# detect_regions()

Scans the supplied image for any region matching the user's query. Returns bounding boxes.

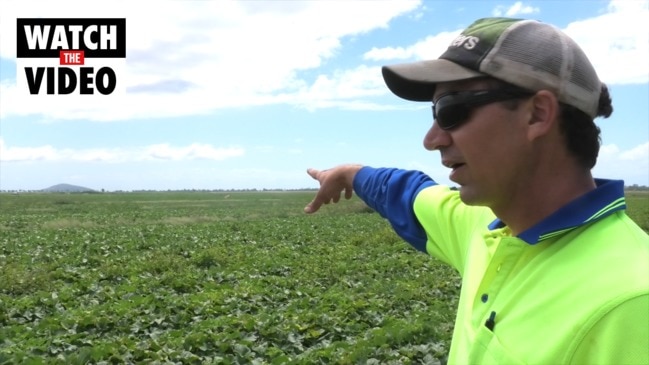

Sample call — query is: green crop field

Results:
[1,190,647,364]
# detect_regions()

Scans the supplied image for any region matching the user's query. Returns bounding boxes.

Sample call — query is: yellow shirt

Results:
[414,185,649,364]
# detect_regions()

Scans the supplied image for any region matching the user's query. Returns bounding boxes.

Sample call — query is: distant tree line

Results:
[2,186,647,194]
[0,188,320,194]
[626,184,649,191]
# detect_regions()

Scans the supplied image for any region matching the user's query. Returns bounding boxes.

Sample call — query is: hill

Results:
[42,183,96,193]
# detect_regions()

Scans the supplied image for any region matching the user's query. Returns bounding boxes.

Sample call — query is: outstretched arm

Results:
[304,165,437,252]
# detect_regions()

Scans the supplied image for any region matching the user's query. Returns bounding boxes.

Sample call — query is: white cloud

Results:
[2,0,647,123]
[619,142,649,161]
[364,30,460,62]
[142,143,245,161]
[0,0,421,121]
[294,65,388,110]
[492,2,540,17]
[0,138,245,162]
[365,0,648,87]
[563,0,649,85]
[364,46,414,61]
[594,141,649,185]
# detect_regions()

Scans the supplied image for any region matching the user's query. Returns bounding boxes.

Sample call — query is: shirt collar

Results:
[488,179,627,244]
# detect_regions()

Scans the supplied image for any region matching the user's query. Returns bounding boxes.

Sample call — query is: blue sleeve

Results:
[353,166,437,252]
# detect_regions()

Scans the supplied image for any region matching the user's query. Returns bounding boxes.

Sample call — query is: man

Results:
[303,17,649,364]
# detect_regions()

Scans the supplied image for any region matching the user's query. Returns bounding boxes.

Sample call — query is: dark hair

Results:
[558,84,613,169]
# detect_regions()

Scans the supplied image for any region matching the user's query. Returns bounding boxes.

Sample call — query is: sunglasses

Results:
[432,88,535,130]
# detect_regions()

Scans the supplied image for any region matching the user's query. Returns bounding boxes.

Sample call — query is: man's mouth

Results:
[443,160,465,170]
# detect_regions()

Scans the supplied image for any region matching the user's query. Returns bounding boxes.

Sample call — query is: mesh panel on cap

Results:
[496,22,563,79]
[481,20,600,117]
[569,39,599,92]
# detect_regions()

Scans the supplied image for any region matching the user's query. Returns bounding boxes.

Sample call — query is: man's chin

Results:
[457,186,485,206]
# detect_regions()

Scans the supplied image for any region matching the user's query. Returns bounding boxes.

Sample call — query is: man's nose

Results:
[423,122,451,151]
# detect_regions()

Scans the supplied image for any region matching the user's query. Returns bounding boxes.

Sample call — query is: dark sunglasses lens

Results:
[433,89,534,130]
[435,97,469,130]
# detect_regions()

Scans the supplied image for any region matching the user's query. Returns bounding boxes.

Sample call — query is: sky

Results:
[0,0,648,191]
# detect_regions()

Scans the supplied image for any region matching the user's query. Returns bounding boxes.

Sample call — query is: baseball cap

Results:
[382,17,602,118]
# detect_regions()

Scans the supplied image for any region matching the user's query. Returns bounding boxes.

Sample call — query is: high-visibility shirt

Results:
[353,167,649,364]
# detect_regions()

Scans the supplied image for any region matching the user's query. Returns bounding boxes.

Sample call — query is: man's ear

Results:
[527,90,559,141]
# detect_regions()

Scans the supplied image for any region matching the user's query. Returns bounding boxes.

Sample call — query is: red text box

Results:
[60,50,85,65]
